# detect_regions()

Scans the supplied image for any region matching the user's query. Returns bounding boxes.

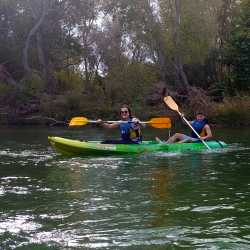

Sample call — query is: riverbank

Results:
[1,95,249,127]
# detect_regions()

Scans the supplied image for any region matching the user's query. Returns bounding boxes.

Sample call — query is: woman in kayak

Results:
[97,104,143,144]
[159,111,212,143]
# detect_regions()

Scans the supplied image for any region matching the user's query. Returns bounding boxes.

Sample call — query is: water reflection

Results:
[1,127,250,249]
[0,214,41,234]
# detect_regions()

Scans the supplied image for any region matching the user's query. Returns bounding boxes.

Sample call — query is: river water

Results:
[0,126,250,249]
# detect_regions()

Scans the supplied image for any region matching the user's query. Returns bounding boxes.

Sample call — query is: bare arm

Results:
[131,117,144,129]
[102,122,119,129]
[202,124,212,140]
[96,119,119,128]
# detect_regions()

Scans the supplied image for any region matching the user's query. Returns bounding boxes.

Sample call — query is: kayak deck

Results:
[48,136,227,157]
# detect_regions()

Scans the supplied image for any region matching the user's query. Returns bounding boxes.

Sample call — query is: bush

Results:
[55,70,83,92]
[223,0,250,93]
[20,72,46,97]
[214,95,250,126]
[0,82,13,100]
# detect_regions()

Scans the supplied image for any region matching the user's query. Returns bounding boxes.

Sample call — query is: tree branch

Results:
[25,115,67,127]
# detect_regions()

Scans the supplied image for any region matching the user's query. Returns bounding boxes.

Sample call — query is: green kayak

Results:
[48,136,227,157]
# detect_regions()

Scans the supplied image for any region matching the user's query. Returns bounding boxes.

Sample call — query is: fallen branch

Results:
[25,115,67,126]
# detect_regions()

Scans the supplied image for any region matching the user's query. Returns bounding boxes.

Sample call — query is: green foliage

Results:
[159,0,220,64]
[40,89,108,121]
[1,0,250,125]
[55,70,83,92]
[20,72,46,97]
[214,95,250,126]
[104,62,159,107]
[223,0,250,93]
[40,92,81,120]
[38,61,160,121]
[0,82,13,100]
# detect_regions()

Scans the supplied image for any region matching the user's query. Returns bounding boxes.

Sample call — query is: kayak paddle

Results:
[163,96,211,150]
[69,116,171,129]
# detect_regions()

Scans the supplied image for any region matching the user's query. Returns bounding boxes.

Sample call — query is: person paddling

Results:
[97,104,143,144]
[160,111,212,143]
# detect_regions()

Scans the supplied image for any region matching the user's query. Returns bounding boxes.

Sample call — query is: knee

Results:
[174,133,185,140]
[174,133,182,137]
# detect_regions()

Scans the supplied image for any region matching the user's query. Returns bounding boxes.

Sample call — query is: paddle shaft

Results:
[69,116,171,128]
[87,120,155,125]
[177,111,211,150]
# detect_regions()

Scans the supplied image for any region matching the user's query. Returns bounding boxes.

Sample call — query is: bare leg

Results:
[178,138,190,143]
[155,137,164,143]
[166,133,186,143]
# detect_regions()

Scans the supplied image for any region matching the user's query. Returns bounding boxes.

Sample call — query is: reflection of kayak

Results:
[48,136,227,157]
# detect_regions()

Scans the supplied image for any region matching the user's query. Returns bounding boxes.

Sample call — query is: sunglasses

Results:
[120,110,129,114]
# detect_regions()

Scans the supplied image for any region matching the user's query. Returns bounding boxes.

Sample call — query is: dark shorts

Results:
[180,135,200,142]
[101,139,140,144]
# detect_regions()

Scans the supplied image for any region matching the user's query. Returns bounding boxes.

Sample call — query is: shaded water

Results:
[0,126,250,249]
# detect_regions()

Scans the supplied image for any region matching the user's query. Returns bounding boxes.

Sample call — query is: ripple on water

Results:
[1,136,250,249]
[49,156,134,170]
[191,205,235,213]
[0,147,54,167]
[0,214,42,234]
[0,176,53,197]
[17,226,194,248]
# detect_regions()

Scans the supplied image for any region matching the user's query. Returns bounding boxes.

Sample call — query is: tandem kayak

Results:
[48,136,227,157]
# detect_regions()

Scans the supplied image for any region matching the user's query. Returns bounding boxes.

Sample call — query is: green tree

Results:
[224,0,250,94]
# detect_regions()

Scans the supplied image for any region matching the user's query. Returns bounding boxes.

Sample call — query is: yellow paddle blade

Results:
[148,117,171,128]
[164,96,179,112]
[69,117,89,126]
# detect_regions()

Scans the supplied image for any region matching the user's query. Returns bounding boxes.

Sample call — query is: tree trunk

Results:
[36,32,48,79]
[217,0,234,82]
[172,0,189,91]
[155,37,170,83]
[22,1,47,74]
[173,57,189,90]
[83,55,91,92]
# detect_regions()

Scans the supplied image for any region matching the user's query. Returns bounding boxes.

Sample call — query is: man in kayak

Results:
[97,104,143,144]
[159,111,212,143]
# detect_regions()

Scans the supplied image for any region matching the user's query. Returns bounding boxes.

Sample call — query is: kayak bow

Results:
[48,136,227,157]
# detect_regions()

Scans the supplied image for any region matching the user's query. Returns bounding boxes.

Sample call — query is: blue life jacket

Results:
[119,119,142,143]
[190,119,208,138]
